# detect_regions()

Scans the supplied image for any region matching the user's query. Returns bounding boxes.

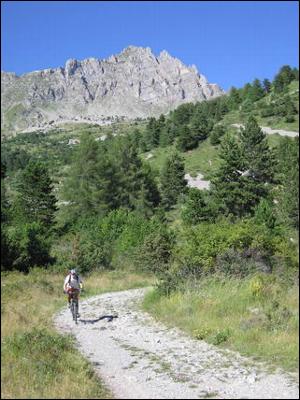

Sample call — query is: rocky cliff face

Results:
[1,46,224,133]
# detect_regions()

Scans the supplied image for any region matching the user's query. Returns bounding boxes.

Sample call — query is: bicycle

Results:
[67,287,80,324]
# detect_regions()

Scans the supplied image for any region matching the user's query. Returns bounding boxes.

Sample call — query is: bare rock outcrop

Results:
[1,46,224,133]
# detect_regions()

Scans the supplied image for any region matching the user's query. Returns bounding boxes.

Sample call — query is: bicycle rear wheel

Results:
[71,299,77,324]
[74,299,78,324]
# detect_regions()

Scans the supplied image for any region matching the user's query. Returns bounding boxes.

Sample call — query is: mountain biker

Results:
[63,269,83,316]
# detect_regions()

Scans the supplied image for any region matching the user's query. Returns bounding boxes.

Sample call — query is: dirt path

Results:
[231,123,299,137]
[54,288,299,399]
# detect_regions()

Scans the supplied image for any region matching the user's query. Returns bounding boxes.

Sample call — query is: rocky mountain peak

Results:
[1,46,224,134]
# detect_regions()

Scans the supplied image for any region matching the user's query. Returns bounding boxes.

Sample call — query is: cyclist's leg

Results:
[68,292,72,308]
[75,290,80,316]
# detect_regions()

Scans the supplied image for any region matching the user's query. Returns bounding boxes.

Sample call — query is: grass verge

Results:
[142,274,299,372]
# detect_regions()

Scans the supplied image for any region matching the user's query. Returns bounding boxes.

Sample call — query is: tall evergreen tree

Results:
[182,188,215,224]
[275,137,299,228]
[160,151,187,210]
[159,119,177,147]
[176,124,198,151]
[1,161,13,270]
[144,117,160,150]
[211,133,248,217]
[227,87,242,110]
[211,118,275,217]
[273,65,295,93]
[242,83,252,101]
[189,110,213,142]
[116,137,145,209]
[292,67,299,81]
[249,79,265,102]
[13,160,57,228]
[210,124,226,146]
[214,96,229,120]
[263,78,272,94]
[1,162,8,224]
[131,128,142,150]
[61,133,116,223]
[113,137,160,214]
[139,163,160,212]
[171,103,194,126]
[239,116,275,184]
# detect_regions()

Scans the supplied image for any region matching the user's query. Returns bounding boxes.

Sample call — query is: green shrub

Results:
[6,222,53,272]
[158,217,298,292]
[60,210,172,273]
[215,248,271,277]
[285,114,295,123]
[134,223,175,274]
[193,327,212,340]
[210,328,231,345]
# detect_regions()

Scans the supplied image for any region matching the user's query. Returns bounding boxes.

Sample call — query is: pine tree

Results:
[228,87,242,110]
[275,137,299,228]
[239,116,275,184]
[211,133,248,217]
[115,137,144,209]
[214,96,229,120]
[160,151,187,210]
[131,128,142,150]
[159,119,176,147]
[61,133,116,223]
[1,162,8,224]
[249,79,265,102]
[254,198,277,230]
[189,110,213,142]
[242,83,252,101]
[139,163,160,211]
[171,103,194,126]
[1,161,13,270]
[212,118,274,217]
[176,124,198,151]
[182,188,215,224]
[113,137,160,214]
[211,118,283,218]
[13,160,57,228]
[144,117,160,150]
[210,124,226,146]
[292,67,299,81]
[273,65,295,93]
[263,78,272,94]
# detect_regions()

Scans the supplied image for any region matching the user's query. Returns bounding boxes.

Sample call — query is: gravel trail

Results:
[54,288,299,399]
[231,123,299,137]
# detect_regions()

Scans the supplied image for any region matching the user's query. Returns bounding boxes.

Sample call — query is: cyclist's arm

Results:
[79,279,83,289]
[63,276,69,291]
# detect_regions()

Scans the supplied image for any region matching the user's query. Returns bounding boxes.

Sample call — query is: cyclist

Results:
[63,269,83,317]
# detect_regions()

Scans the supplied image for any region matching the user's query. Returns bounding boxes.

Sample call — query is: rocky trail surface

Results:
[54,288,299,399]
[231,123,299,137]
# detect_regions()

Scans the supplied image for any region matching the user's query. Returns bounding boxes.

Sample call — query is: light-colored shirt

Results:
[64,273,83,290]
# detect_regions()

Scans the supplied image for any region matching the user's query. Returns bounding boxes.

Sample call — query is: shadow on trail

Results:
[79,315,118,324]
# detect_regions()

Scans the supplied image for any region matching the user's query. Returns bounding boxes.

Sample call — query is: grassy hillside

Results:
[221,81,299,132]
[141,130,284,180]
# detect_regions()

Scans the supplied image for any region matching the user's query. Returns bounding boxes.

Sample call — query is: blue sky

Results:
[1,1,299,90]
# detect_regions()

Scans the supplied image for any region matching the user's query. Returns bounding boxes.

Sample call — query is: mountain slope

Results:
[1,46,224,134]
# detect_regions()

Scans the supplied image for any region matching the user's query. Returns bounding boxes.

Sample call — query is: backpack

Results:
[68,273,79,284]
